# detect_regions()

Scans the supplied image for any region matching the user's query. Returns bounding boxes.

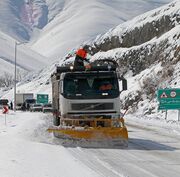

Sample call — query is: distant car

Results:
[42,103,53,113]
[30,103,43,112]
[24,99,36,110]
[16,103,23,110]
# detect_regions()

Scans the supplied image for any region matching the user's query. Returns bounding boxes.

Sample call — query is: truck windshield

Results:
[63,72,119,99]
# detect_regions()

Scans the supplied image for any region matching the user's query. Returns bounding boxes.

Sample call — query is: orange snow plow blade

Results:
[48,127,128,140]
[48,117,128,147]
[48,126,128,140]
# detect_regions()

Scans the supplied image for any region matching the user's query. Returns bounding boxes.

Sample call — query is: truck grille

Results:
[71,103,113,111]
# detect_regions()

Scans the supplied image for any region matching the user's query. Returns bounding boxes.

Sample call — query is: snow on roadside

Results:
[0,111,101,177]
[126,111,180,137]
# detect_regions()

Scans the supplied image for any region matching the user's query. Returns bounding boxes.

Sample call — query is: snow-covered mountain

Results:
[0,0,172,80]
[0,0,50,78]
[31,0,173,61]
[1,0,178,117]
[0,0,48,41]
[0,0,172,62]
[2,0,179,117]
[0,0,49,79]
[85,0,180,115]
[0,30,48,78]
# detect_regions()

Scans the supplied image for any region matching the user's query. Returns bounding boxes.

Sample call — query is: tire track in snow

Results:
[65,121,180,177]
[68,147,125,177]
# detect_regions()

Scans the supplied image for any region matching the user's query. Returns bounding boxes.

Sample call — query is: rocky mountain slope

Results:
[89,0,180,74]
[0,0,172,90]
[64,0,180,114]
[1,0,179,117]
[0,0,172,59]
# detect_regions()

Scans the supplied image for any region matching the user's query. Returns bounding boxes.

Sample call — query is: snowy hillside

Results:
[0,0,172,61]
[0,31,48,78]
[0,0,30,41]
[0,0,173,41]
[0,0,49,41]
[3,0,179,116]
[0,0,173,81]
[31,0,173,61]
[0,0,49,80]
[0,0,50,78]
[0,0,172,82]
[85,0,180,115]
[88,0,180,53]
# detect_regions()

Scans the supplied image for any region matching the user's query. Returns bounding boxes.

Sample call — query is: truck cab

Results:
[51,65,127,126]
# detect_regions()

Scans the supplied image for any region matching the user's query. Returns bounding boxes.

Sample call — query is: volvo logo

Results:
[90,104,95,109]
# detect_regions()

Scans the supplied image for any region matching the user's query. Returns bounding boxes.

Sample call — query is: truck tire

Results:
[53,116,60,126]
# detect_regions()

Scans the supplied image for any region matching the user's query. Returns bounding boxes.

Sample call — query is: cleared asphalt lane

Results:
[67,120,180,177]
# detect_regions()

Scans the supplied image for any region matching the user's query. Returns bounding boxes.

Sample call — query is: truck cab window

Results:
[63,72,119,99]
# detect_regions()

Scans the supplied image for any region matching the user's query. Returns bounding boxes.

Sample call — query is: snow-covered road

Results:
[67,120,180,177]
[0,111,180,177]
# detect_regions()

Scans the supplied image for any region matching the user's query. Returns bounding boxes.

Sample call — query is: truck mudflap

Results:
[47,117,128,148]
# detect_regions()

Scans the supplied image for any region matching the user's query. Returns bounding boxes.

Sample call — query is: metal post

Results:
[165,110,167,120]
[178,110,180,122]
[5,113,7,126]
[14,42,17,112]
[13,41,27,112]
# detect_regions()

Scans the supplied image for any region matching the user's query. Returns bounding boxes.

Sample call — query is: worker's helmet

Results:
[83,45,89,51]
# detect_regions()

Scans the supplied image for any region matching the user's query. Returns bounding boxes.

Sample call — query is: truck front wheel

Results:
[52,110,60,126]
[53,116,60,126]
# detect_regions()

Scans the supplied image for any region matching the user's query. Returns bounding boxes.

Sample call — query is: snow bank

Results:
[0,111,100,177]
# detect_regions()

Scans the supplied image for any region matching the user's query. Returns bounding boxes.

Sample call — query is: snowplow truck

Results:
[48,63,128,147]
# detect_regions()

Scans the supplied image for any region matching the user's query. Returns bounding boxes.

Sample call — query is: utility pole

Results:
[14,41,17,112]
[14,41,27,112]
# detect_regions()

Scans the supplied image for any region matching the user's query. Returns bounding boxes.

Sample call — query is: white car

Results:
[42,103,53,113]
[30,103,43,112]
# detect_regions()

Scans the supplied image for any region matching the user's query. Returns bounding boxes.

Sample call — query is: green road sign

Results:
[37,94,49,104]
[157,89,180,110]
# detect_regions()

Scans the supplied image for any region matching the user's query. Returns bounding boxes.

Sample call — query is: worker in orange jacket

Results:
[74,45,90,68]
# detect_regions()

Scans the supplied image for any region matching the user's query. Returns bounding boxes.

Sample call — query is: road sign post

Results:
[2,106,8,125]
[157,88,180,121]
[165,110,167,120]
[5,113,6,125]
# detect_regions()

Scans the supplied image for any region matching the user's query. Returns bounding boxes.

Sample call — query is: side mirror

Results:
[119,76,127,92]
[122,78,127,91]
